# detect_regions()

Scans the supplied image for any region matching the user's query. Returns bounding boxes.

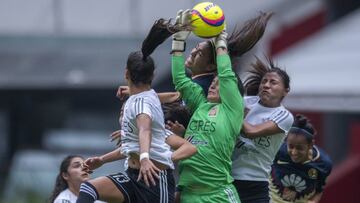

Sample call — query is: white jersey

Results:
[232,96,294,181]
[120,89,174,169]
[123,129,174,170]
[53,189,105,203]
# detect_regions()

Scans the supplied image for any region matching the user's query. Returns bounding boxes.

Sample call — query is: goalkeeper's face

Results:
[185,42,215,75]
[207,76,220,103]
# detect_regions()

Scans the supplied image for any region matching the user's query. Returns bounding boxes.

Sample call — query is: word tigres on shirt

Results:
[188,119,216,132]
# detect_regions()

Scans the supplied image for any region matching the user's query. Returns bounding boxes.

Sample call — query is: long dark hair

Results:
[228,12,273,60]
[48,155,83,203]
[127,18,189,86]
[163,102,191,128]
[244,56,290,96]
[206,12,273,67]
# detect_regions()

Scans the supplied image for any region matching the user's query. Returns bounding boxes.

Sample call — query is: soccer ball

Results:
[191,2,225,38]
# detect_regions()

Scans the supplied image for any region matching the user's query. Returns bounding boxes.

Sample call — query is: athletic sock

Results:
[76,182,99,203]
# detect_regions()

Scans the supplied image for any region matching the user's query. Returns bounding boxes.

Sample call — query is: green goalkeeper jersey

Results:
[172,54,244,194]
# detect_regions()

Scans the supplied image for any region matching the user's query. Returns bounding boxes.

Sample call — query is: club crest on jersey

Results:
[308,168,318,179]
[208,106,218,117]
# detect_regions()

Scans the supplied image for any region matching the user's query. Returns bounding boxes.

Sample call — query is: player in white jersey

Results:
[76,19,196,203]
[80,100,196,203]
[49,155,106,203]
[231,57,294,203]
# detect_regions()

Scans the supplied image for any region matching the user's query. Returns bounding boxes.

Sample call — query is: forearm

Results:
[216,47,227,56]
[139,129,152,154]
[171,54,188,87]
[100,148,126,164]
[158,92,181,104]
[171,142,197,162]
[242,121,281,138]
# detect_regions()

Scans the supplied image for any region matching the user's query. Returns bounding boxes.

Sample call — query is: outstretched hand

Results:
[82,157,104,172]
[137,158,161,187]
[172,9,192,52]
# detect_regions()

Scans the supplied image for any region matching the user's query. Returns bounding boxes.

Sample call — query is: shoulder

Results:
[130,90,160,109]
[272,107,293,122]
[315,146,333,175]
[270,107,294,131]
[53,189,73,203]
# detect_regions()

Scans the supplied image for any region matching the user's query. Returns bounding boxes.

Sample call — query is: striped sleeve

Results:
[134,97,152,119]
[269,109,294,134]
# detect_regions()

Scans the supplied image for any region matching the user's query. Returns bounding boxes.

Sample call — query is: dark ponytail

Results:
[127,18,190,85]
[141,18,190,60]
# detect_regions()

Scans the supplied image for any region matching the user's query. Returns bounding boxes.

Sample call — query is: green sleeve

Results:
[171,55,207,112]
[217,54,244,123]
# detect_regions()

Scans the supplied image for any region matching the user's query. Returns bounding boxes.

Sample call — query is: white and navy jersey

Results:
[120,89,174,169]
[53,189,105,203]
[232,96,294,181]
[269,144,332,203]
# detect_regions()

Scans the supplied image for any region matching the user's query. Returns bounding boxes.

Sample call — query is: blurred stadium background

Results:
[0,0,359,202]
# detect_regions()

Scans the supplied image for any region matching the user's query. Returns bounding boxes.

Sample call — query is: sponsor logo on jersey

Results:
[308,168,318,179]
[208,106,218,117]
[186,135,208,146]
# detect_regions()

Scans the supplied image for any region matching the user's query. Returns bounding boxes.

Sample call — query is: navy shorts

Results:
[107,168,175,203]
[233,180,270,203]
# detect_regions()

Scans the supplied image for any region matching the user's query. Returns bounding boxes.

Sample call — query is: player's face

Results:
[185,42,214,75]
[287,134,312,163]
[258,72,288,107]
[207,76,220,103]
[63,157,90,186]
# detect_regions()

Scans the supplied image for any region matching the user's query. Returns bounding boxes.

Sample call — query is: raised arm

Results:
[171,10,207,112]
[214,31,244,125]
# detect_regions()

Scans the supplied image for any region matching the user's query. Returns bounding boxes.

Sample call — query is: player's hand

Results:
[80,163,93,174]
[137,158,161,187]
[110,130,122,147]
[213,30,228,50]
[166,120,186,137]
[172,9,192,52]
[83,157,104,171]
[116,86,130,100]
